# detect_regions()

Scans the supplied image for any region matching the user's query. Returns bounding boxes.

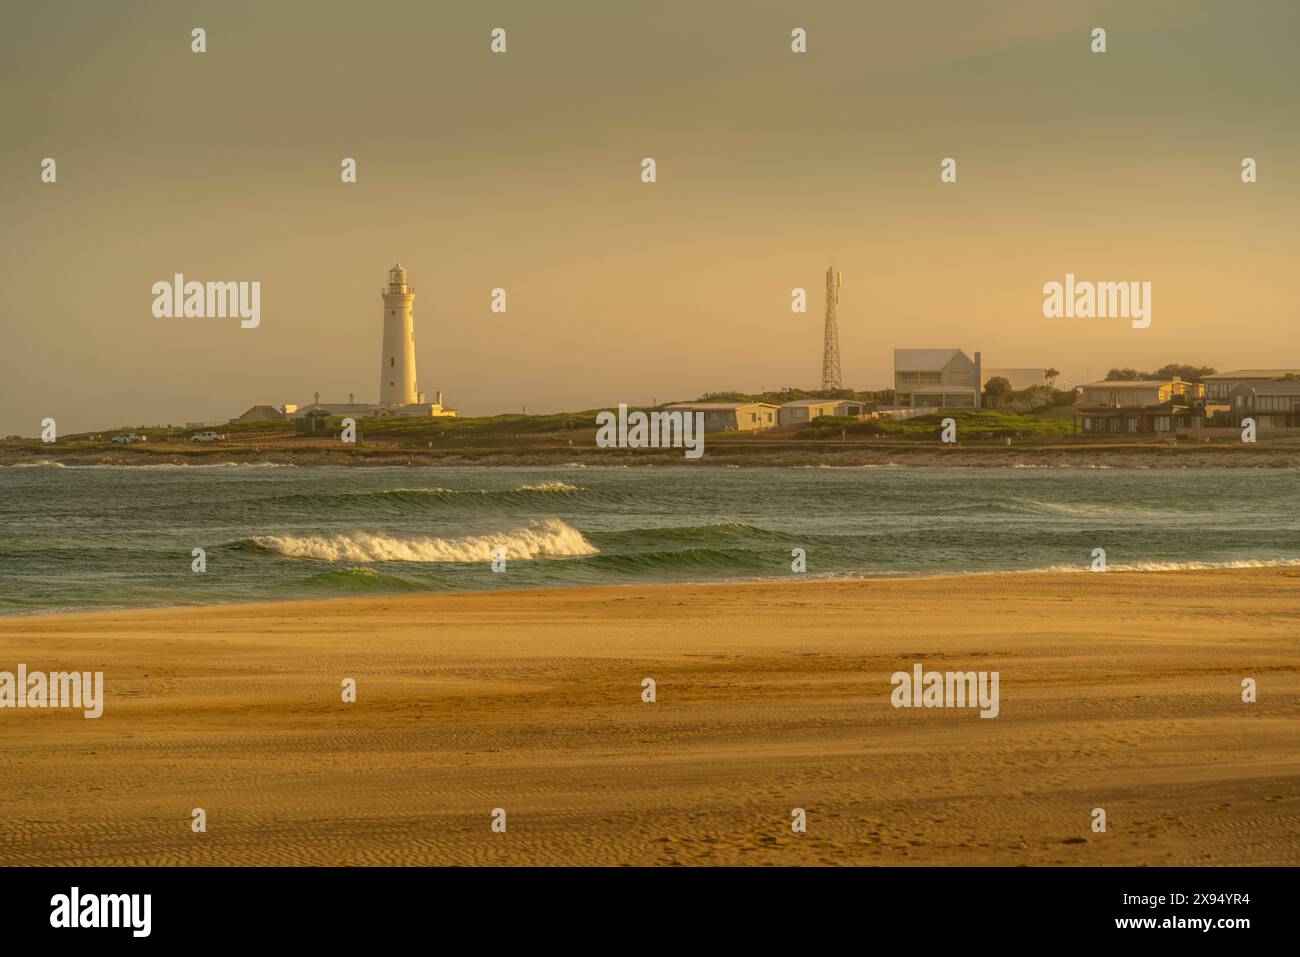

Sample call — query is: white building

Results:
[894,349,982,408]
[379,263,420,406]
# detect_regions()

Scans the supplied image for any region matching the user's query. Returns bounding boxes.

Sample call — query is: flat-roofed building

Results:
[1079,379,1202,407]
[1219,380,1300,429]
[274,390,458,422]
[777,398,866,428]
[663,402,778,431]
[1074,378,1204,434]
[894,349,982,408]
[1201,369,1300,401]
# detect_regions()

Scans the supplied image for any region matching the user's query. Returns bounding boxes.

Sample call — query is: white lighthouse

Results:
[378,263,421,407]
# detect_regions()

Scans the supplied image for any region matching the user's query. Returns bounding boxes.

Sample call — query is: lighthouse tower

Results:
[378,263,420,407]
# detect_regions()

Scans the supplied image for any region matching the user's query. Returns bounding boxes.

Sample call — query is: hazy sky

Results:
[2,0,1297,434]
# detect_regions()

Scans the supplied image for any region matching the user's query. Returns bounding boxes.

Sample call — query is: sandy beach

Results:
[0,569,1296,866]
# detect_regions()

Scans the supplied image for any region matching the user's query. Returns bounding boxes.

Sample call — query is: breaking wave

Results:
[250,518,598,563]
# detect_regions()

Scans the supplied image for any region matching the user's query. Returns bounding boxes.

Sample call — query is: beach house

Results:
[894,349,982,408]
[1072,377,1204,434]
[777,399,867,428]
[662,402,778,431]
[1200,369,1300,402]
[1218,380,1300,430]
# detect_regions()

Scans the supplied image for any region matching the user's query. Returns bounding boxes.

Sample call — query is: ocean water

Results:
[2,463,1299,615]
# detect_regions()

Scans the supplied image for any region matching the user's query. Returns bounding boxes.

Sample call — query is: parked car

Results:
[189,431,224,443]
[110,433,147,444]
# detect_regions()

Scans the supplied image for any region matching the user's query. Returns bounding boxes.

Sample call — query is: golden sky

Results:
[2,0,1297,433]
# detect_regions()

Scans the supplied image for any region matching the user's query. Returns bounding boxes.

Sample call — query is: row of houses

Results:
[1074,370,1300,434]
[658,348,1051,433]
[664,354,1300,437]
[661,399,865,432]
[662,397,947,432]
[885,349,1300,434]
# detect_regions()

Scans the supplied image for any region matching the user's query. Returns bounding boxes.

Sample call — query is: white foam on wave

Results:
[130,461,298,469]
[1112,558,1300,572]
[1010,463,1116,469]
[1029,557,1300,574]
[370,482,581,496]
[255,518,598,563]
[794,463,903,469]
[4,461,298,470]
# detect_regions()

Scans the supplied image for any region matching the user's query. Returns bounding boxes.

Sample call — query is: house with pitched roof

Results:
[893,349,982,408]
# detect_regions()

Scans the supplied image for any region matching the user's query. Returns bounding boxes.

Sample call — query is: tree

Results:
[1044,368,1060,389]
[1106,364,1216,383]
[1151,363,1216,383]
[983,376,1013,408]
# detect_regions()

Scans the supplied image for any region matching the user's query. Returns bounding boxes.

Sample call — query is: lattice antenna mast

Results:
[821,266,843,390]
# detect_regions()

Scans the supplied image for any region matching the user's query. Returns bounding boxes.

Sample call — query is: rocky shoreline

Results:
[5,442,1300,469]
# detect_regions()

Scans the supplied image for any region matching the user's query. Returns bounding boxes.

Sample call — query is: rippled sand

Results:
[0,569,1296,865]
